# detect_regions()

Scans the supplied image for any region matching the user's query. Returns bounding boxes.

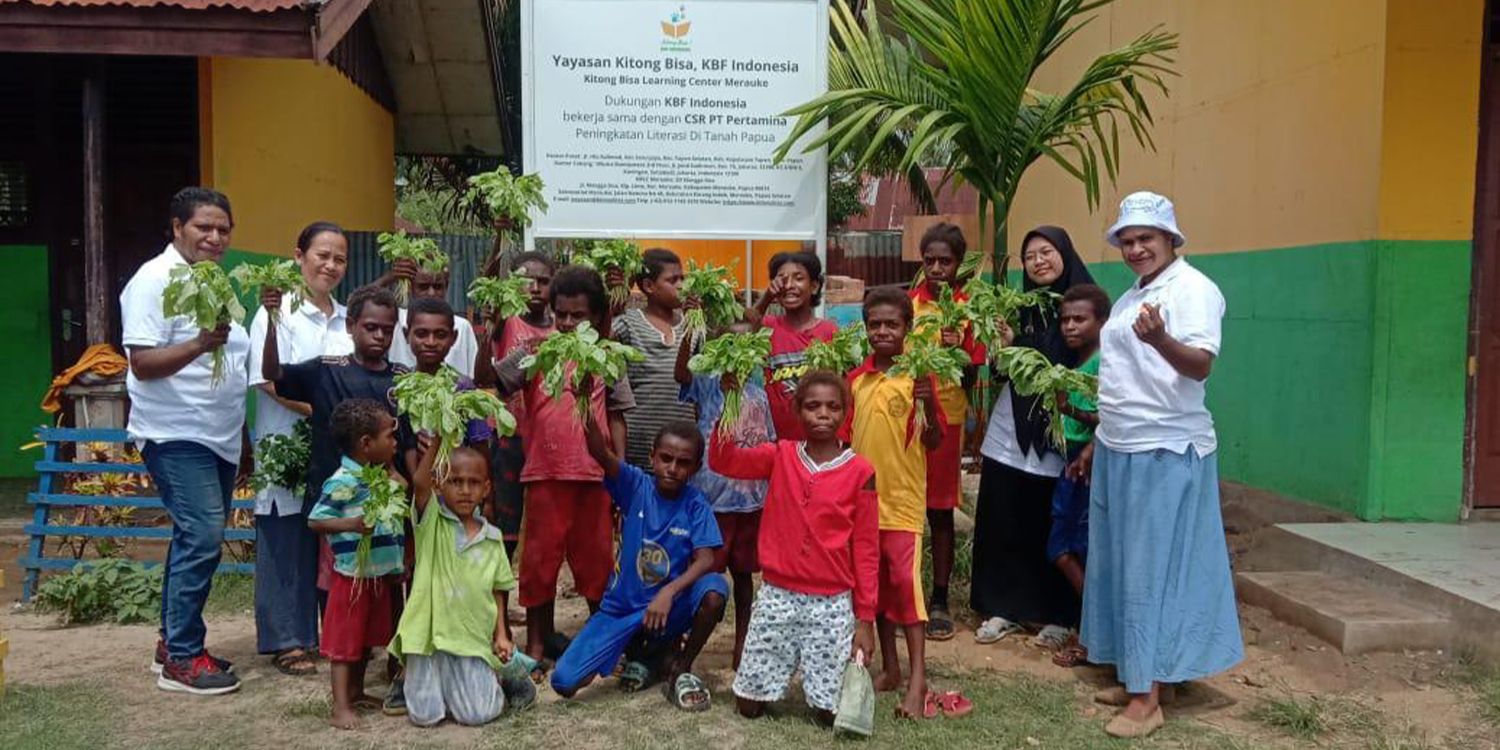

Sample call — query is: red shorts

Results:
[877,530,927,625]
[925,422,964,511]
[321,572,399,662]
[712,510,762,574]
[518,480,613,608]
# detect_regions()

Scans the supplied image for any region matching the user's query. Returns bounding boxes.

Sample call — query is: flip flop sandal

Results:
[272,649,317,676]
[974,617,1023,644]
[665,672,711,712]
[923,691,941,720]
[351,696,382,711]
[1051,636,1089,668]
[925,610,956,642]
[937,690,974,718]
[618,660,654,693]
[1033,625,1073,651]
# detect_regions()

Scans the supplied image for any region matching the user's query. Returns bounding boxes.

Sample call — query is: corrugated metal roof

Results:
[0,0,305,11]
[843,168,980,232]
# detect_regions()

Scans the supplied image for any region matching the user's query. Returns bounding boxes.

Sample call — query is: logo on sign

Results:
[661,4,691,51]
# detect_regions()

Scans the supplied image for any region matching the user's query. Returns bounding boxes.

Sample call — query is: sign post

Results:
[521,0,829,285]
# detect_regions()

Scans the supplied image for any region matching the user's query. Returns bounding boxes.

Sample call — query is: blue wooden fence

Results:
[21,427,255,601]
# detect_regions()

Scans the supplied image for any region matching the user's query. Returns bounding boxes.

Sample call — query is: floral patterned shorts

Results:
[731,583,855,712]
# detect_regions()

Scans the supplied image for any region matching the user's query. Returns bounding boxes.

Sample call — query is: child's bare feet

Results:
[329,705,361,730]
[896,684,926,719]
[871,671,901,693]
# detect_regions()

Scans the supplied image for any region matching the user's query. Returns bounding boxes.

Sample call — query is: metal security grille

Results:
[0,161,27,228]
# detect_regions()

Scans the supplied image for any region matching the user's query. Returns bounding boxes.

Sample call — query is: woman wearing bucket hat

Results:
[970,226,1094,648]
[1079,192,1242,738]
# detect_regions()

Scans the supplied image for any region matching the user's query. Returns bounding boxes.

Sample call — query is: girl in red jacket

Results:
[709,370,879,725]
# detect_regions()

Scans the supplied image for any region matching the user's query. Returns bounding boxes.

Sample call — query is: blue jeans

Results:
[143,440,235,660]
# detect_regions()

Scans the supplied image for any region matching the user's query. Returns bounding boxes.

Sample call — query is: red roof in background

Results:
[0,0,303,11]
[842,167,979,232]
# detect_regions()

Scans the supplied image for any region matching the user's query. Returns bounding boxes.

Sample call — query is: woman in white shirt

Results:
[1079,193,1242,738]
[970,226,1095,646]
[245,221,354,676]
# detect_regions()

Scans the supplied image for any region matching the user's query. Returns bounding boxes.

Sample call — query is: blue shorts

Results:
[1047,443,1090,563]
[551,574,728,692]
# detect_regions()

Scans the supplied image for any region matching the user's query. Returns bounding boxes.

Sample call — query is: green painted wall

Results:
[0,245,54,477]
[1081,240,1469,522]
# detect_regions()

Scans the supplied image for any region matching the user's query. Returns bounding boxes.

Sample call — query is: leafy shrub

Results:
[34,559,162,625]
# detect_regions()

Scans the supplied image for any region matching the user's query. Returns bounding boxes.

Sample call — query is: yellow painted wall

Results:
[1377,0,1484,240]
[1009,0,1394,262]
[201,58,395,256]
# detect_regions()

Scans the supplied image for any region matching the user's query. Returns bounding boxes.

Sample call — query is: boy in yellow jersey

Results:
[846,288,943,720]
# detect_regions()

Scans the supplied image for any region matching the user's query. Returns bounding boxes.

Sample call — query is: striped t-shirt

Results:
[307,457,406,578]
[612,308,697,469]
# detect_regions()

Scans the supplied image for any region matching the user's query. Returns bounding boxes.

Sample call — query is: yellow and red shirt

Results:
[847,359,946,533]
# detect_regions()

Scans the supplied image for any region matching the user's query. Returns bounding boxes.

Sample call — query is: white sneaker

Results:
[975,616,1022,644]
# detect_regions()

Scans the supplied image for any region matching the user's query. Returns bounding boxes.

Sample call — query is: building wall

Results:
[0,245,52,476]
[200,57,395,257]
[1006,0,1483,521]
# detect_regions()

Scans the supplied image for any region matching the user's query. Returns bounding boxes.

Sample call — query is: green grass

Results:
[204,572,256,617]
[1248,696,1327,739]
[0,683,114,750]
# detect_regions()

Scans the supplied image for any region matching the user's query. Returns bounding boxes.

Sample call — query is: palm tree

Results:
[775,0,1177,278]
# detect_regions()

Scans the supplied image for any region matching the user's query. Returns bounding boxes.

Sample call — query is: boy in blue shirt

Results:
[551,409,728,711]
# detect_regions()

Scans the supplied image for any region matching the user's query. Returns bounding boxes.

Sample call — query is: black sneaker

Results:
[153,640,235,674]
[382,678,407,716]
[157,654,241,695]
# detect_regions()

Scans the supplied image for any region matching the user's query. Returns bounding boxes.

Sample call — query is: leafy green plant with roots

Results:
[774,0,1177,282]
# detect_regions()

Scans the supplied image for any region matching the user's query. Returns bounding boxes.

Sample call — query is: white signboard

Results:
[522,0,829,240]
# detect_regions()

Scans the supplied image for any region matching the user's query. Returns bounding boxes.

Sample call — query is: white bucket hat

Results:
[1105,191,1186,248]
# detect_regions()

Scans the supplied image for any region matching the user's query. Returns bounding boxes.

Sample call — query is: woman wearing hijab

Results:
[1081,193,1241,739]
[970,226,1095,647]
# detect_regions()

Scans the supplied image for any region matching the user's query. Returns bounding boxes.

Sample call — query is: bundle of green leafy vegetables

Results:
[888,327,970,439]
[961,277,1058,353]
[465,168,548,230]
[249,419,312,497]
[570,239,643,307]
[518,321,644,421]
[230,259,309,325]
[688,329,772,429]
[353,464,409,578]
[802,322,870,374]
[377,230,449,304]
[914,284,968,337]
[162,261,246,386]
[468,275,532,321]
[393,365,517,479]
[680,260,743,336]
[993,346,1099,449]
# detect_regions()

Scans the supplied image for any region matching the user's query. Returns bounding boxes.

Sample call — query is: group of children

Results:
[264,222,1110,732]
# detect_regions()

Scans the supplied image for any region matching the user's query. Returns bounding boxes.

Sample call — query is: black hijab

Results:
[1009,225,1095,458]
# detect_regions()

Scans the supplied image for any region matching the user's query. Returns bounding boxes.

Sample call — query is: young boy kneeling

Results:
[389,440,532,727]
[551,415,728,710]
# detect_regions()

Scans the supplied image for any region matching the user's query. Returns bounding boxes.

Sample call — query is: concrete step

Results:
[1236,570,1452,655]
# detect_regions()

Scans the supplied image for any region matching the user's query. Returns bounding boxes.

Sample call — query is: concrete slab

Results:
[1236,571,1451,654]
[1277,523,1500,610]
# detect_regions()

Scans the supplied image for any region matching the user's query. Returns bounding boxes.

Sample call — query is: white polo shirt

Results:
[120,244,251,464]
[246,295,353,515]
[388,306,479,378]
[1095,258,1225,456]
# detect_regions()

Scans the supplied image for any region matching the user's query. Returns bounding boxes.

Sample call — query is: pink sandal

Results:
[936,690,974,718]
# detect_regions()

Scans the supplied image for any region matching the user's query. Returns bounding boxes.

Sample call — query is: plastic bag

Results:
[498,649,538,681]
[833,651,875,737]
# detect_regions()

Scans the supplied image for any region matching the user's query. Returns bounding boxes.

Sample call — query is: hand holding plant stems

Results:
[162,261,246,386]
[353,463,408,577]
[518,321,644,421]
[230,260,309,324]
[377,230,448,304]
[993,346,1098,450]
[465,169,548,231]
[249,419,312,497]
[915,283,971,348]
[803,322,870,374]
[571,239,643,308]
[962,276,1058,353]
[688,329,772,429]
[468,275,533,321]
[393,365,518,480]
[680,260,743,336]
[888,327,968,442]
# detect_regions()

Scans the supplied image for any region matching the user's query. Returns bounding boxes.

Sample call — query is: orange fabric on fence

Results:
[40,343,128,414]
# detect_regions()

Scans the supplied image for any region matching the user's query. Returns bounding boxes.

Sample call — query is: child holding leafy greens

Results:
[260,283,412,713]
[750,251,838,441]
[674,316,774,670]
[389,436,533,727]
[397,297,494,482]
[382,255,482,378]
[846,288,946,720]
[307,399,406,730]
[246,221,354,677]
[907,222,987,643]
[491,265,636,674]
[612,248,697,470]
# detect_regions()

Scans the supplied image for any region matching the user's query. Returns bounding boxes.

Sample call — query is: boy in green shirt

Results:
[1049,284,1109,669]
[389,438,532,727]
